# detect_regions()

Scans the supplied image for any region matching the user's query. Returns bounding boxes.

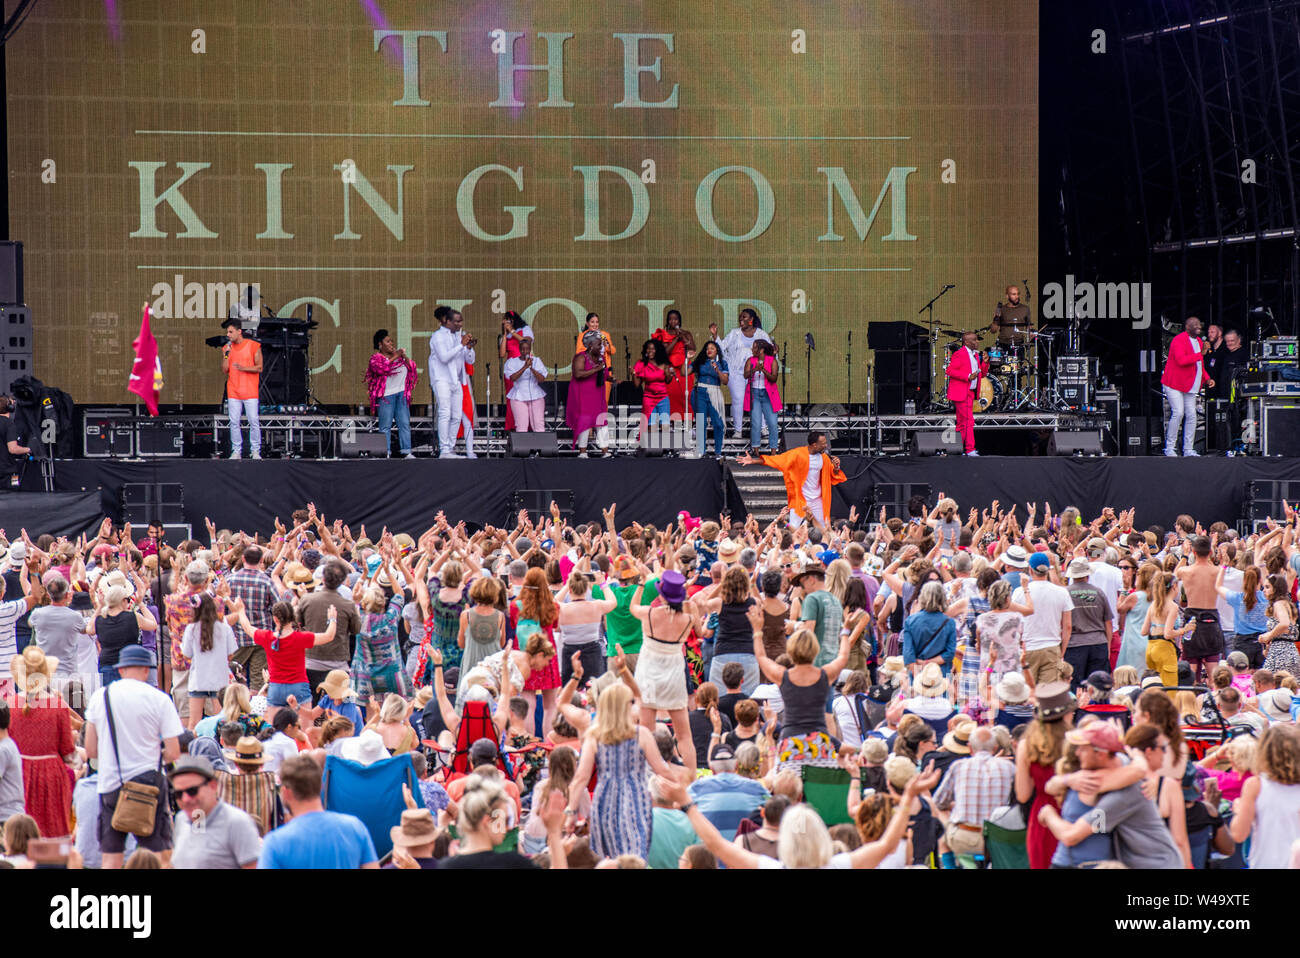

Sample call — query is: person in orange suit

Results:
[735,430,846,528]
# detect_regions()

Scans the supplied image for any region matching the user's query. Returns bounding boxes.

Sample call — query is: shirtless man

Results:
[1175,535,1225,684]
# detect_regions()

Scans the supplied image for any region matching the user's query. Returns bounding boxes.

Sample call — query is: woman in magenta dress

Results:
[6,648,76,839]
[510,568,561,737]
[567,330,612,457]
[632,338,674,435]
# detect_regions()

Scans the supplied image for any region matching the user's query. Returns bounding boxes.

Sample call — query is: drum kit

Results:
[934,324,1059,413]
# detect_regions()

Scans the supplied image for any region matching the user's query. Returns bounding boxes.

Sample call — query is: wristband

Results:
[679,801,696,814]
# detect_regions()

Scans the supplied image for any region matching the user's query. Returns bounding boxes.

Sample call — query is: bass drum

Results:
[974,375,1006,413]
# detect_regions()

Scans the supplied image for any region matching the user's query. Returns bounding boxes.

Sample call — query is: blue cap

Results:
[365,554,382,575]
[1027,552,1052,572]
[817,549,840,566]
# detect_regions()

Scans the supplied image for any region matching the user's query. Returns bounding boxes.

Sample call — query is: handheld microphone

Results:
[805,332,816,350]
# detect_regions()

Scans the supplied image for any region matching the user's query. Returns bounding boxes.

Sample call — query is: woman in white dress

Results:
[628,568,698,776]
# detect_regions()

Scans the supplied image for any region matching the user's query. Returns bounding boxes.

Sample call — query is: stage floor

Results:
[24,455,1300,535]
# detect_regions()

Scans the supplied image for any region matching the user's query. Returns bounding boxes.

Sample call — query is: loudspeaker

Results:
[120,482,184,525]
[261,347,308,405]
[340,431,390,458]
[1049,429,1104,456]
[1261,402,1300,457]
[0,306,31,352]
[1245,480,1300,521]
[911,430,964,457]
[1058,382,1094,409]
[782,428,808,451]
[0,242,23,305]
[507,431,559,457]
[874,350,930,415]
[867,321,925,350]
[1123,416,1148,455]
[511,489,574,524]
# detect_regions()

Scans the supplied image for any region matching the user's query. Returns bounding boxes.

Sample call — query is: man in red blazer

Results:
[945,331,989,456]
[1161,316,1214,456]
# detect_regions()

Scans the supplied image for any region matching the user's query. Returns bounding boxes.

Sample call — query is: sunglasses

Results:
[174,783,207,799]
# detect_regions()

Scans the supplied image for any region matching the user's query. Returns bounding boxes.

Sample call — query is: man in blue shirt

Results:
[259,755,378,869]
[686,743,770,841]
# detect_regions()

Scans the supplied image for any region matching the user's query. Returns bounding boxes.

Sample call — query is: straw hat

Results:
[413,687,434,710]
[995,672,1030,704]
[390,808,437,849]
[717,539,741,562]
[10,647,58,696]
[915,662,949,698]
[942,716,977,754]
[224,736,268,767]
[316,669,355,702]
[877,656,906,686]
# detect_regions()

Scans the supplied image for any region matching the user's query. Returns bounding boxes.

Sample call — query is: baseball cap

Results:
[167,755,217,783]
[1028,552,1052,572]
[1066,722,1125,753]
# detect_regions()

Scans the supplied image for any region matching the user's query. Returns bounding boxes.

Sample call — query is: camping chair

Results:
[801,764,853,826]
[982,821,1029,869]
[1163,685,1229,761]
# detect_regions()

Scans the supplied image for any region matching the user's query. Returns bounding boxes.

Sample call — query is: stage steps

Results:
[728,462,788,523]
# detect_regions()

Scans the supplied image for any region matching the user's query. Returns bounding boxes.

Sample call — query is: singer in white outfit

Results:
[713,308,772,439]
[428,306,477,459]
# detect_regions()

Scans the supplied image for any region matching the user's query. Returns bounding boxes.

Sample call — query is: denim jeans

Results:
[750,390,779,450]
[376,392,411,454]
[1163,385,1197,454]
[693,385,725,455]
[648,396,671,428]
[228,397,261,456]
[268,681,312,708]
[708,652,760,696]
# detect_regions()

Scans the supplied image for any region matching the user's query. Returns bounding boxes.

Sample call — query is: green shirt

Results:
[593,578,659,655]
[800,588,844,667]
[647,806,699,869]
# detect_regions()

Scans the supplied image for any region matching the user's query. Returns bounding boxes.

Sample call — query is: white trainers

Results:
[229,452,241,460]
[250,452,261,460]
[965,450,980,456]
[403,453,415,460]
[439,452,464,459]
[1163,449,1178,457]
[1184,450,1200,457]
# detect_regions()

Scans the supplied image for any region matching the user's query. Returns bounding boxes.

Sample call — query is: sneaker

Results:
[1163,449,1178,457]
[601,449,614,458]
[438,452,464,459]
[228,452,241,460]
[250,452,261,460]
[965,450,980,456]
[403,453,416,460]
[577,452,589,459]
[465,451,477,460]
[1184,450,1200,457]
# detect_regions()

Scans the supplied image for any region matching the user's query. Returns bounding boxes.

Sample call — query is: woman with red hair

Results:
[511,568,561,737]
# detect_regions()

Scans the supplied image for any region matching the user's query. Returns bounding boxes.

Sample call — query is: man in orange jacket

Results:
[736,430,846,528]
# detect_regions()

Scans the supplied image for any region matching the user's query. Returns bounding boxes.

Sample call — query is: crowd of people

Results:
[1,492,1299,870]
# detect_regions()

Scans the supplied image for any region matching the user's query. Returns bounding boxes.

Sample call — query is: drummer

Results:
[989,285,1032,348]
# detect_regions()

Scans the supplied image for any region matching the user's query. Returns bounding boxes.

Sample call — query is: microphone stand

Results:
[484,361,492,448]
[846,330,852,409]
[781,340,788,447]
[918,284,956,410]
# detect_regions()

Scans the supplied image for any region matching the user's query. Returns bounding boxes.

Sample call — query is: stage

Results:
[23,454,1300,536]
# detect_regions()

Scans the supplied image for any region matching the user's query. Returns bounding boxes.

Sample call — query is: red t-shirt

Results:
[253,628,316,684]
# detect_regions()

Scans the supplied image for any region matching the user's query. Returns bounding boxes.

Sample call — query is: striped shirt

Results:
[0,597,29,679]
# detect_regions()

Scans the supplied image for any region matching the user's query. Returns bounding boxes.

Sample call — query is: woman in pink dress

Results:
[5,648,76,838]
[632,338,674,435]
[510,569,561,737]
[567,330,612,457]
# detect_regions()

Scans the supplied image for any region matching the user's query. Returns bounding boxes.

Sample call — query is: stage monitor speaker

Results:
[507,431,559,457]
[871,483,933,518]
[0,242,23,305]
[1261,402,1300,457]
[340,431,390,458]
[510,489,574,525]
[782,428,808,450]
[910,430,964,457]
[867,321,925,350]
[1123,416,1148,456]
[1049,429,1104,456]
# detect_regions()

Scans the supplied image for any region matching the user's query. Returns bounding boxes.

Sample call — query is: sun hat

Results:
[675,544,698,567]
[1066,722,1125,753]
[1028,552,1052,572]
[1035,681,1075,722]
[717,539,741,562]
[916,662,949,698]
[941,717,977,754]
[224,736,268,767]
[1065,557,1092,579]
[878,656,906,686]
[116,645,157,670]
[10,647,58,696]
[792,558,826,584]
[657,570,687,605]
[317,669,356,702]
[340,728,391,766]
[995,672,1030,704]
[750,684,781,702]
[1259,688,1295,723]
[999,545,1029,569]
[393,533,415,555]
[614,556,639,581]
[390,808,438,849]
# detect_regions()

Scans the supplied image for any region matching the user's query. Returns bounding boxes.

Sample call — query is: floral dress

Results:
[430,579,469,672]
[1263,614,1300,680]
[5,694,74,839]
[351,596,412,698]
[591,736,652,859]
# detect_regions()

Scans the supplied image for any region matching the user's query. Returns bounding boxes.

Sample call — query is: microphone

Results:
[943,284,956,290]
[805,332,816,350]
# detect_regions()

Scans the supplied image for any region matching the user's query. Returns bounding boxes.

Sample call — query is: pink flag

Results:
[127,301,161,415]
